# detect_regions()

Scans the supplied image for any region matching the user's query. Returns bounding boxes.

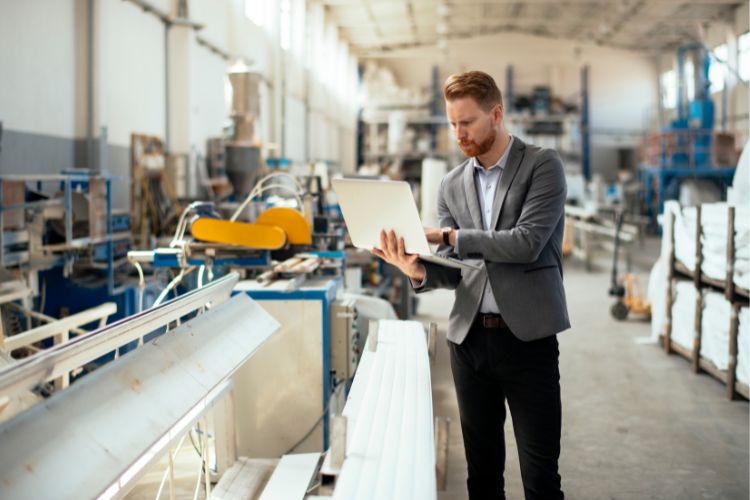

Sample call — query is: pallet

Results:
[662,205,749,401]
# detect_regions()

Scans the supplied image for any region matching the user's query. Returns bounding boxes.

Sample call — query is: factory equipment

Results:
[226,69,264,198]
[639,43,737,225]
[213,318,440,499]
[330,298,363,381]
[231,276,343,457]
[0,273,280,499]
[0,171,132,297]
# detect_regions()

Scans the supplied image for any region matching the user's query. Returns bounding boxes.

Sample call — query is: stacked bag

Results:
[738,307,750,387]
[699,203,750,291]
[671,281,697,351]
[699,291,731,370]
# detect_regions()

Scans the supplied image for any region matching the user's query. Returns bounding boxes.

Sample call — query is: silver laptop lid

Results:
[331,178,432,255]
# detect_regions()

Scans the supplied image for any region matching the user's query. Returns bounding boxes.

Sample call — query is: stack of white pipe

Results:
[332,320,436,500]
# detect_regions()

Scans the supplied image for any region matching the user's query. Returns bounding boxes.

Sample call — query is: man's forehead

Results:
[446,97,483,118]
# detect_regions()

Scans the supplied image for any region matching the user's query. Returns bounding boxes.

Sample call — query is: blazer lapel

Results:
[490,137,526,230]
[462,160,483,229]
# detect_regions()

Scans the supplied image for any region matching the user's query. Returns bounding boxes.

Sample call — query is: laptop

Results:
[331,178,480,271]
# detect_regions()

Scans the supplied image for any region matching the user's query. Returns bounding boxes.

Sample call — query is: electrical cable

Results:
[152,266,195,308]
[231,172,305,221]
[284,379,347,455]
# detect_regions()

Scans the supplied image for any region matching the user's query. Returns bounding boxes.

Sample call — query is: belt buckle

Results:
[482,315,496,329]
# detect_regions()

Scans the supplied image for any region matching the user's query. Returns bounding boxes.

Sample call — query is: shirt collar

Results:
[472,135,514,173]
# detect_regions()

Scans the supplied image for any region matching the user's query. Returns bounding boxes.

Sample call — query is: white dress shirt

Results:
[455,135,514,314]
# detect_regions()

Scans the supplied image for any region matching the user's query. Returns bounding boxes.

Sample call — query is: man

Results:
[373,70,569,500]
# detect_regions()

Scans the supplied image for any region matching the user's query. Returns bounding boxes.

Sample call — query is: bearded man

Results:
[373,70,570,500]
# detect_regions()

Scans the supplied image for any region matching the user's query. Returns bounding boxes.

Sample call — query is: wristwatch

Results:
[441,227,454,246]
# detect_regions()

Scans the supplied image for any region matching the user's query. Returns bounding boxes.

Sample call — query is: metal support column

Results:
[581,65,591,182]
[505,65,514,113]
[106,178,114,294]
[431,65,441,151]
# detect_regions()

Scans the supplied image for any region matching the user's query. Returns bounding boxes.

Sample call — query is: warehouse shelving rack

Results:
[662,205,749,400]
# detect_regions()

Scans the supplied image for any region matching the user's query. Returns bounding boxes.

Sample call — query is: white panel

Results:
[190,0,232,51]
[0,293,280,500]
[231,286,325,457]
[330,320,436,500]
[98,0,166,146]
[284,95,307,162]
[0,0,81,137]
[259,453,321,500]
[189,35,229,155]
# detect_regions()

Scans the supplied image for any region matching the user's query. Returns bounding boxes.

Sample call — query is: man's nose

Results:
[456,126,467,140]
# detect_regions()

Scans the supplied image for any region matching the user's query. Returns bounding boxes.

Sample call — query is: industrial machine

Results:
[639,43,737,225]
[225,68,264,199]
[330,298,363,381]
[0,171,145,331]
[0,273,281,499]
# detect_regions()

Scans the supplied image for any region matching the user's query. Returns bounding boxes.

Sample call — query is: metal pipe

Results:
[87,0,95,169]
[165,23,170,154]
[0,272,239,398]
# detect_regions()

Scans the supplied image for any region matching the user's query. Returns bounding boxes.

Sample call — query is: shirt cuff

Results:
[409,273,427,289]
[454,230,461,254]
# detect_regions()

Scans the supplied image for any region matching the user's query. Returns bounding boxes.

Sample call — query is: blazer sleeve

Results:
[412,177,462,292]
[454,149,566,264]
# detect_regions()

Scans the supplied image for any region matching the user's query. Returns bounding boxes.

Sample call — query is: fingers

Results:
[400,238,419,265]
[388,230,397,255]
[378,230,417,267]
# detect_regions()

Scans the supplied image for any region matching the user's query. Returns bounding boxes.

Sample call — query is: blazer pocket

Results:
[524,264,558,273]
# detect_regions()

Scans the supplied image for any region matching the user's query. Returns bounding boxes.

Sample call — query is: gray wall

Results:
[0,126,130,210]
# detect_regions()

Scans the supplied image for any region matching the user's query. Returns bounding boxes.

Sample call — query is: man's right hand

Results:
[371,229,426,282]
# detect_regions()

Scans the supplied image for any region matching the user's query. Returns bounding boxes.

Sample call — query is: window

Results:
[244,0,264,27]
[709,43,727,93]
[280,0,291,51]
[661,70,676,109]
[740,32,750,82]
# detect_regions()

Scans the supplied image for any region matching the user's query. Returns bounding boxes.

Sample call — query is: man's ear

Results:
[494,104,504,124]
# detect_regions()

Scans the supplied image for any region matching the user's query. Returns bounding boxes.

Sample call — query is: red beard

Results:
[458,130,496,157]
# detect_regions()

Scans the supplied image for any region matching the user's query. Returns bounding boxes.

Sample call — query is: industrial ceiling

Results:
[319,0,744,55]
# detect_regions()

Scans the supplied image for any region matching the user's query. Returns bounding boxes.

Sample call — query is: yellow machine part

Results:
[191,218,287,250]
[255,207,312,245]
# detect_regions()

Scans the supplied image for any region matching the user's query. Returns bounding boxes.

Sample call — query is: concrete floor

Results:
[419,250,750,500]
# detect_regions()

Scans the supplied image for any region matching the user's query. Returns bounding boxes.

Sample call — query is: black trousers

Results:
[449,319,563,500]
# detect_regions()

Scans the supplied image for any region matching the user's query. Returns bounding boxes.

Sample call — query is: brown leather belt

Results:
[476,313,509,330]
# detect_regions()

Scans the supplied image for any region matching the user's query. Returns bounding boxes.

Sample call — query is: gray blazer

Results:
[414,136,570,343]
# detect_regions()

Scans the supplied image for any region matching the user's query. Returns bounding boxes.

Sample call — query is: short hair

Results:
[443,71,503,111]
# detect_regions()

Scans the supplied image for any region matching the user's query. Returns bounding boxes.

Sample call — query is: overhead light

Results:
[437,3,450,17]
[436,22,448,35]
[437,38,448,51]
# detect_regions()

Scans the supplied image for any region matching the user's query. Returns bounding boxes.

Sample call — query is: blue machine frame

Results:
[0,172,117,294]
[638,42,735,223]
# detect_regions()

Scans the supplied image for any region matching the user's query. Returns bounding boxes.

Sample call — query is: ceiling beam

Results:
[323,0,743,6]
